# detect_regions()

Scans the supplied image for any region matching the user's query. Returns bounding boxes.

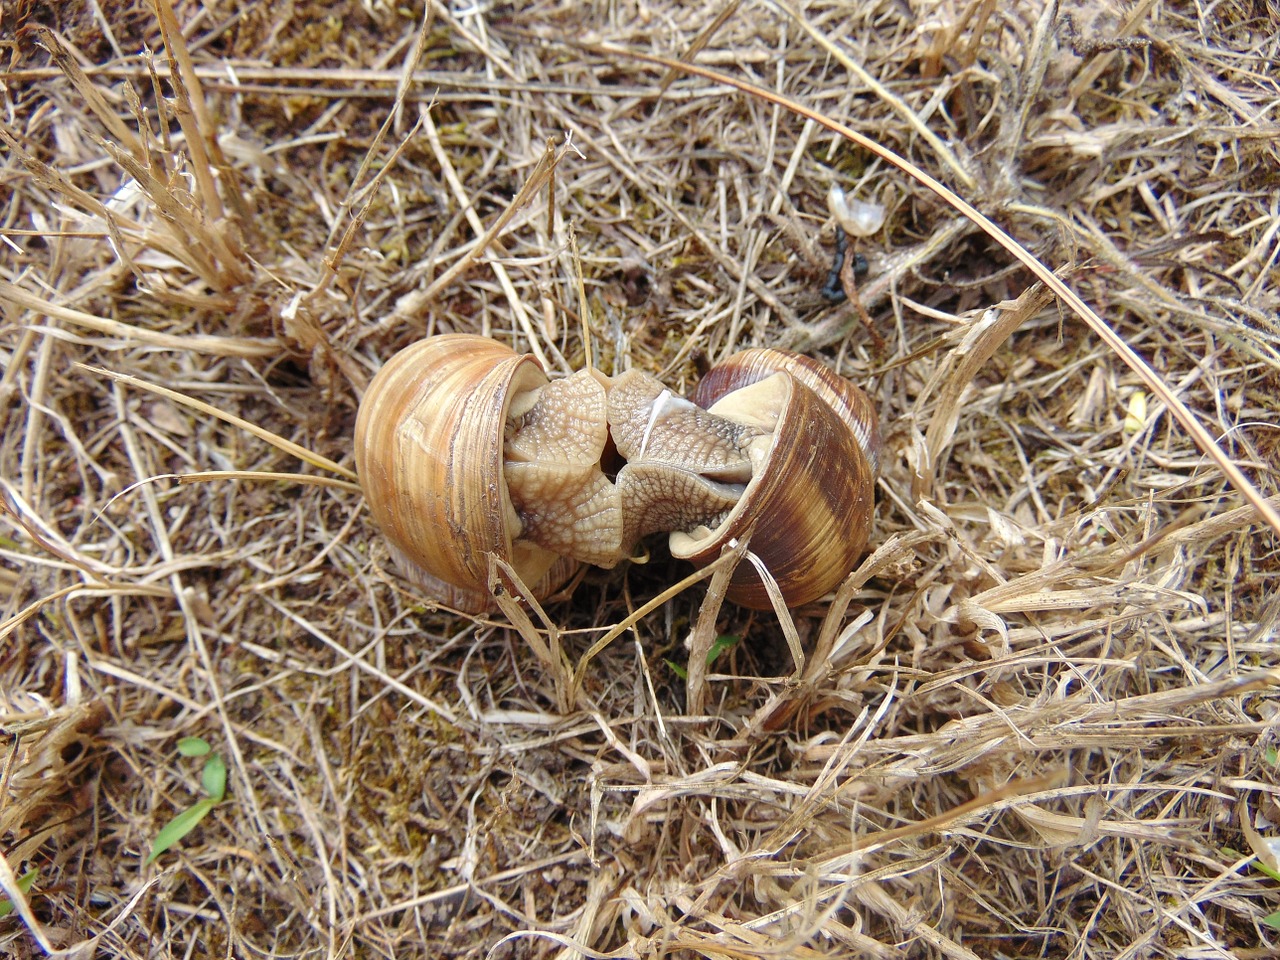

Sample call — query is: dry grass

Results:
[3,0,1280,957]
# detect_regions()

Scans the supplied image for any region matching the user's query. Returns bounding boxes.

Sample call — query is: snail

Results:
[612,348,880,608]
[355,335,879,612]
[353,334,622,612]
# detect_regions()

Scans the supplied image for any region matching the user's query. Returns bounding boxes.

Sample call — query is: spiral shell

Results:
[354,334,567,612]
[673,349,880,609]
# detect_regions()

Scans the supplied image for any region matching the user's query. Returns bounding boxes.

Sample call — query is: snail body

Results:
[356,336,879,612]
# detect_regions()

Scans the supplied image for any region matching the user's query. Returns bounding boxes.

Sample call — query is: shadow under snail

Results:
[354,334,880,613]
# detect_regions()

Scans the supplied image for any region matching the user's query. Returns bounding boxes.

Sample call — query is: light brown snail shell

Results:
[356,336,879,614]
[670,349,879,609]
[354,334,617,612]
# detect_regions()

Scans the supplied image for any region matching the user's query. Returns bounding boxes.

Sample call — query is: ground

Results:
[2,1,1280,958]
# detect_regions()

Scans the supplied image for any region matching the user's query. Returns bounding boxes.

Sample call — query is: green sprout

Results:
[0,867,38,918]
[1252,750,1280,930]
[1255,855,1280,930]
[146,736,227,864]
[666,634,741,680]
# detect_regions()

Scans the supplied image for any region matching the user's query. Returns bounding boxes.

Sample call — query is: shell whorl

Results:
[354,334,562,612]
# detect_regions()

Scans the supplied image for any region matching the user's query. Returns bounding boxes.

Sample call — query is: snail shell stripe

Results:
[675,365,877,608]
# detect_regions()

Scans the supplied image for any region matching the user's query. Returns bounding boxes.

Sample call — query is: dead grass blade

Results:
[26,26,144,158]
[78,364,357,480]
[656,0,743,97]
[591,44,1280,537]
[0,842,166,958]
[568,544,751,707]
[150,0,248,251]
[488,557,574,712]
[0,280,277,357]
[764,0,976,192]
[173,470,360,493]
[417,132,575,350]
[915,284,1057,501]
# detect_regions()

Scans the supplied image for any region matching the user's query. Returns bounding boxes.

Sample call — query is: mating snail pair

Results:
[355,334,880,613]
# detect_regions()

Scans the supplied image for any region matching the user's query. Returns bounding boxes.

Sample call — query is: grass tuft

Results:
[2,1,1279,956]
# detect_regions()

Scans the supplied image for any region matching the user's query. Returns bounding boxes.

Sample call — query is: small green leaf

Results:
[0,868,39,918]
[146,797,217,864]
[666,636,742,681]
[201,753,227,802]
[1256,858,1280,883]
[1263,910,1280,931]
[1267,746,1278,767]
[177,737,211,757]
[707,634,740,665]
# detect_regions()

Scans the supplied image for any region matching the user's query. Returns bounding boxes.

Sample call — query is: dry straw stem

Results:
[594,42,1280,538]
[4,1,1280,958]
[148,0,235,229]
[80,363,357,480]
[0,698,166,957]
[0,280,277,358]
